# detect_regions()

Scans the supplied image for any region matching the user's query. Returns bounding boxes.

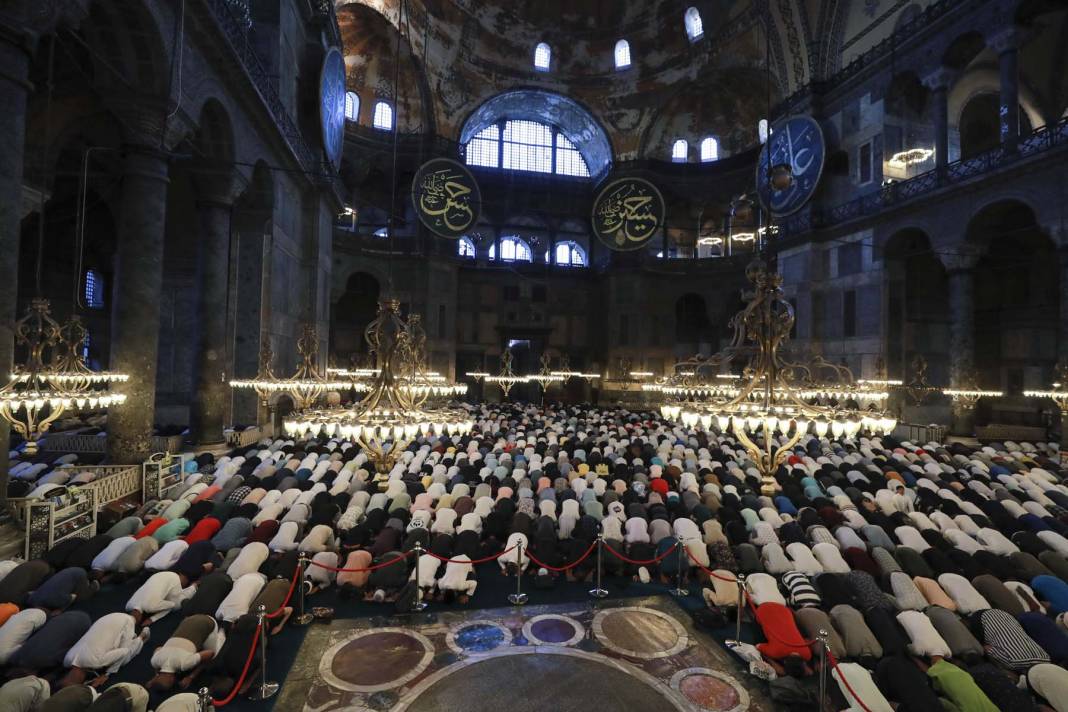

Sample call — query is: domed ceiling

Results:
[335,0,947,160]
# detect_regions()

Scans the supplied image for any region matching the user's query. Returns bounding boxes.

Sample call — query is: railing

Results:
[203,0,323,176]
[226,426,267,448]
[8,486,98,560]
[780,116,1068,237]
[67,464,143,507]
[893,422,947,445]
[39,432,185,456]
[143,452,192,503]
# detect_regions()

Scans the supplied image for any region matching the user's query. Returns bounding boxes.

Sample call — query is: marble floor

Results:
[278,596,771,712]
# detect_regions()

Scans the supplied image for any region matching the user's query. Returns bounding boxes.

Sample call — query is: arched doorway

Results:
[968,201,1057,393]
[883,229,950,384]
[958,93,1034,159]
[331,272,380,364]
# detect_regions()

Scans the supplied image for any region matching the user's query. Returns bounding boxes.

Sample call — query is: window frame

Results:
[344,91,360,122]
[548,241,587,267]
[700,136,719,162]
[671,139,688,163]
[85,269,105,310]
[684,7,704,41]
[489,236,533,263]
[457,236,476,258]
[372,100,394,131]
[464,119,590,178]
[534,42,551,71]
[614,39,631,70]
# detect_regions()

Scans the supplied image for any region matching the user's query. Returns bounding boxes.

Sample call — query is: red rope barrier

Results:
[211,623,262,707]
[526,540,598,572]
[602,540,679,565]
[425,545,517,565]
[827,650,875,712]
[308,551,412,573]
[265,564,300,620]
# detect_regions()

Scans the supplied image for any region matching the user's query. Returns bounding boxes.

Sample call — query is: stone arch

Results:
[882,228,950,387]
[81,0,170,94]
[965,200,1058,392]
[331,271,381,364]
[194,99,236,164]
[950,69,1042,159]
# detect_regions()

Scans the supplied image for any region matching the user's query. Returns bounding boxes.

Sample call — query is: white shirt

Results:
[215,573,266,622]
[226,542,270,580]
[91,536,136,571]
[145,540,189,571]
[63,612,141,671]
[0,608,47,665]
[126,571,196,620]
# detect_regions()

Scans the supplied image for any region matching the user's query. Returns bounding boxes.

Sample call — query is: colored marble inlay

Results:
[455,623,506,652]
[679,673,742,711]
[530,617,578,643]
[331,631,427,687]
[600,609,679,656]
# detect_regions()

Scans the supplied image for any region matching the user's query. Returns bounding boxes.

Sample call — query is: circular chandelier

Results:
[656,263,896,495]
[1024,361,1068,410]
[526,353,565,391]
[0,299,127,454]
[231,327,355,411]
[285,300,472,474]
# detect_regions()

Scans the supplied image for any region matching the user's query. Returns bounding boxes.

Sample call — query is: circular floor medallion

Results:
[592,606,689,659]
[669,668,749,712]
[400,648,686,712]
[445,620,513,655]
[319,627,435,693]
[521,614,584,646]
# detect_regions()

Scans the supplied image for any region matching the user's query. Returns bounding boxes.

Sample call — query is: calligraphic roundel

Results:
[319,47,346,170]
[412,158,482,239]
[755,115,825,217]
[591,177,666,252]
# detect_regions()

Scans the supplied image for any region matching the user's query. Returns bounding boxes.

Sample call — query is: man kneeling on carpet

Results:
[146,614,226,692]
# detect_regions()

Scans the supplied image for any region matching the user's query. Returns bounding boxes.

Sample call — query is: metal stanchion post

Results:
[589,534,608,599]
[507,541,528,605]
[817,628,829,711]
[411,542,429,611]
[198,686,212,712]
[669,538,689,596]
[294,552,314,625]
[725,573,746,647]
[248,605,279,700]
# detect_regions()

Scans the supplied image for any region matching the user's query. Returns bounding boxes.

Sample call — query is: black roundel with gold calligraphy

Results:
[411,158,482,239]
[591,177,665,251]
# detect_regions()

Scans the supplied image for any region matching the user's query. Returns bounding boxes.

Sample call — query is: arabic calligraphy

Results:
[756,115,825,217]
[412,159,481,238]
[591,178,665,251]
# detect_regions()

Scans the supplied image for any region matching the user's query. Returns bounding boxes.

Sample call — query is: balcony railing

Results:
[780,116,1068,237]
[204,0,325,176]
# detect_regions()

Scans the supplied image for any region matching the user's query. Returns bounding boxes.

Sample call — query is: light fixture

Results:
[473,349,527,398]
[732,232,756,242]
[887,148,935,169]
[0,299,127,454]
[285,300,472,474]
[550,355,600,383]
[526,353,565,391]
[656,263,896,495]
[231,328,354,411]
[1024,362,1068,409]
[769,162,794,190]
[942,368,1001,408]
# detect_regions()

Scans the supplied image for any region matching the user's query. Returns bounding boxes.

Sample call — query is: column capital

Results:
[110,95,194,152]
[192,162,248,207]
[940,248,981,274]
[922,67,956,92]
[991,27,1022,55]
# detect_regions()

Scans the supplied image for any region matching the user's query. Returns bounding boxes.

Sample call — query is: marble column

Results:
[106,146,170,463]
[0,13,34,489]
[993,28,1020,151]
[923,68,954,173]
[189,172,241,445]
[1059,241,1068,364]
[945,252,979,435]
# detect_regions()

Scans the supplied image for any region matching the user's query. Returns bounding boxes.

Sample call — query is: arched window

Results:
[344,91,360,122]
[458,237,476,258]
[758,118,770,144]
[548,241,587,266]
[700,136,719,162]
[489,236,532,262]
[684,7,703,40]
[534,42,551,71]
[671,139,688,162]
[464,119,590,177]
[373,227,389,238]
[85,269,105,309]
[373,101,394,130]
[614,39,631,69]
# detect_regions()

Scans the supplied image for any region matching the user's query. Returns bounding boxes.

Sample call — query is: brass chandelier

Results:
[657,263,897,495]
[285,300,473,473]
